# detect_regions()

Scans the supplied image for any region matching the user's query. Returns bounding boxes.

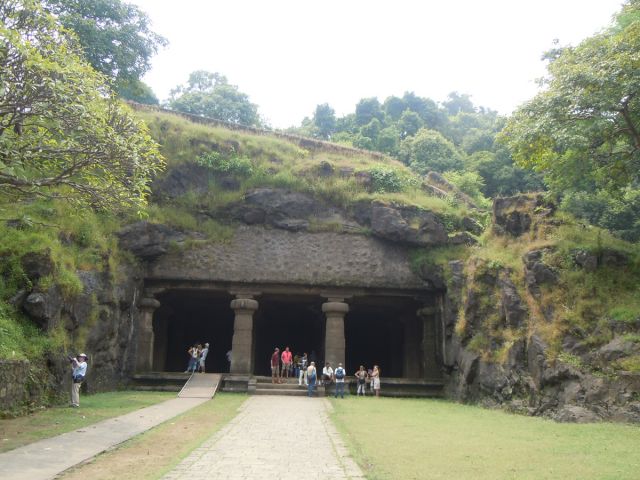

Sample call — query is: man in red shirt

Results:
[281,346,293,379]
[271,347,281,384]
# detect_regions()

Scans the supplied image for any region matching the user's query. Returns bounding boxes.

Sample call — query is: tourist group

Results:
[270,347,381,398]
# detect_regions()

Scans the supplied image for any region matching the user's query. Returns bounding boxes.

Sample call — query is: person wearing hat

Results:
[69,353,88,407]
[199,342,210,373]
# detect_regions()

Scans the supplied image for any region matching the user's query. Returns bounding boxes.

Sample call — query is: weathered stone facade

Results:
[11,257,145,398]
[0,360,30,410]
[148,226,426,289]
[443,197,640,423]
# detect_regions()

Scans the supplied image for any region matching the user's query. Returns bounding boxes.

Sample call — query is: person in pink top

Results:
[281,346,293,379]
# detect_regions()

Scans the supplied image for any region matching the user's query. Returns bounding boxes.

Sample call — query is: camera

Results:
[67,355,74,362]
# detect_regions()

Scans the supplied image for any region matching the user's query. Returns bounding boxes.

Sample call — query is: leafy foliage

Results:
[0,0,165,211]
[196,151,254,177]
[118,79,159,105]
[44,0,167,93]
[443,170,491,208]
[367,166,416,193]
[292,90,537,202]
[500,0,640,195]
[400,128,464,174]
[167,70,261,126]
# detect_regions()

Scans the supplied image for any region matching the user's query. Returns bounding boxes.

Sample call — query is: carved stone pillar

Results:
[403,316,421,378]
[322,298,349,369]
[136,297,160,372]
[230,295,259,374]
[418,306,440,380]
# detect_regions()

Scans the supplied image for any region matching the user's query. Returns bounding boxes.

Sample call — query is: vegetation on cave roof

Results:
[134,106,483,236]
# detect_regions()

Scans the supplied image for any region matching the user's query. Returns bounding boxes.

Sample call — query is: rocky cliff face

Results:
[443,195,640,423]
[14,252,144,394]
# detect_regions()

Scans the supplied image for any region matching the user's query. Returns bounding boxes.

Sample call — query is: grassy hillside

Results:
[1,107,638,416]
[419,202,640,373]
[0,107,476,366]
[0,200,125,361]
[135,108,477,237]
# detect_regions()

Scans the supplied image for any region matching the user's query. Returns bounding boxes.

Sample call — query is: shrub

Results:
[196,151,253,177]
[367,166,416,193]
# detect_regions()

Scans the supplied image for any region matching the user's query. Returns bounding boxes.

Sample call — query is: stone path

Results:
[0,397,208,480]
[162,396,365,480]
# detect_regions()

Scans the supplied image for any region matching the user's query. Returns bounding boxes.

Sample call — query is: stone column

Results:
[136,297,160,372]
[230,295,259,374]
[418,306,440,380]
[152,310,170,372]
[322,298,349,369]
[403,316,421,378]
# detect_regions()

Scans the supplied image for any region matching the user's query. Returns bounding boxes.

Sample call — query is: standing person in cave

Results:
[355,365,367,396]
[281,346,292,380]
[307,361,317,397]
[271,347,281,384]
[371,365,381,397]
[185,343,200,373]
[298,352,308,386]
[199,342,210,373]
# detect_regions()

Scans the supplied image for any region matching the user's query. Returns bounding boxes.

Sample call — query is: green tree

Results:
[461,128,494,154]
[44,0,167,92]
[465,150,542,197]
[400,128,464,174]
[167,71,261,126]
[0,0,164,211]
[500,0,640,195]
[398,110,423,139]
[377,126,400,155]
[360,118,382,140]
[312,103,336,139]
[355,97,384,126]
[118,79,159,105]
[561,188,640,241]
[443,91,476,115]
[402,92,444,129]
[443,170,490,207]
[383,95,407,121]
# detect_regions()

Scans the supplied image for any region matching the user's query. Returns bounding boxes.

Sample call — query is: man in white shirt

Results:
[322,362,334,386]
[199,343,210,373]
[70,353,87,407]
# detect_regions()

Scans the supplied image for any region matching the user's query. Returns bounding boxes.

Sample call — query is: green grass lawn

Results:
[330,397,640,480]
[0,391,174,453]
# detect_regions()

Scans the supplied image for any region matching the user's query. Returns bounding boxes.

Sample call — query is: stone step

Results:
[131,385,182,392]
[254,387,325,397]
[254,382,308,390]
[254,376,300,384]
[254,389,310,396]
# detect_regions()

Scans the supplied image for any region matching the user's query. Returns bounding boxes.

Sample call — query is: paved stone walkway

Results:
[0,397,208,480]
[162,396,365,480]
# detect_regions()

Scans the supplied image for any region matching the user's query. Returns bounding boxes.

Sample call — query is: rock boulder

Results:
[117,221,185,260]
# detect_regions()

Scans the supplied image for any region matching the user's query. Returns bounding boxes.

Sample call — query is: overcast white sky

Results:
[131,0,623,128]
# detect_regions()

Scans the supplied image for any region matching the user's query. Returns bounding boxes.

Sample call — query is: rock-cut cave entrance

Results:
[253,294,325,376]
[153,290,234,373]
[151,289,431,379]
[345,295,424,378]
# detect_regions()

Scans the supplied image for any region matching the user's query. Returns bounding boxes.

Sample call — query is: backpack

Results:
[335,367,345,380]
